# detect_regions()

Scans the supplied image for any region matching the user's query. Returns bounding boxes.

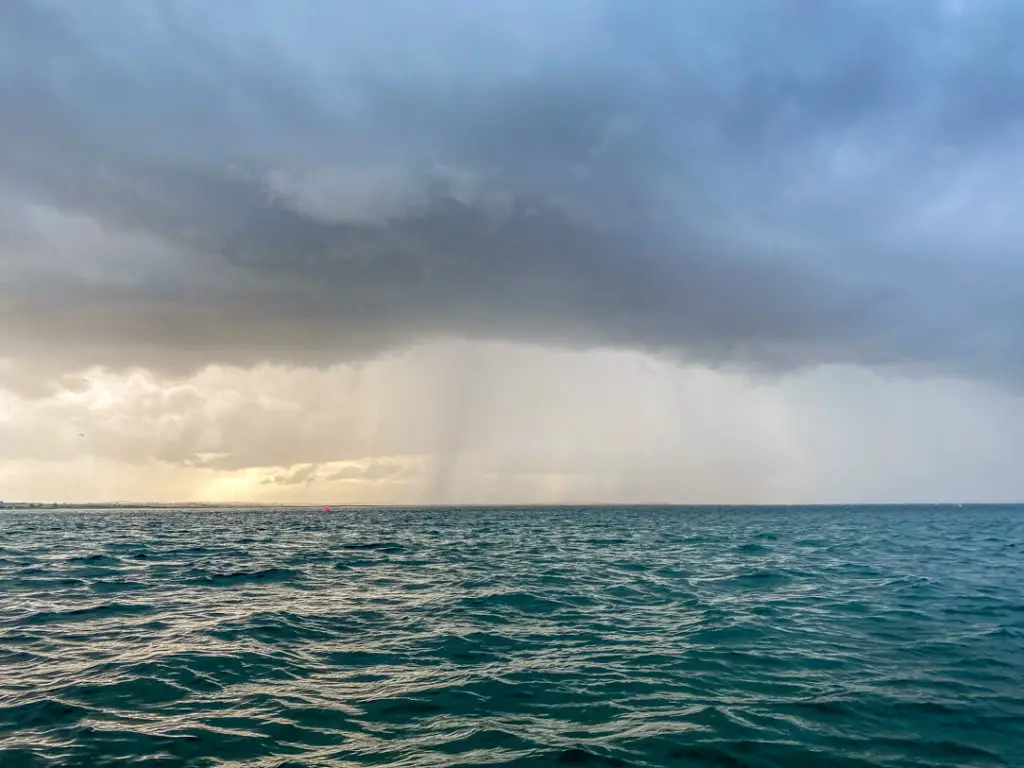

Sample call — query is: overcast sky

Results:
[2,0,1023,504]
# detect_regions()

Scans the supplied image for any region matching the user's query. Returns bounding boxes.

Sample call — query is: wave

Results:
[0,505,1021,766]
[188,567,302,587]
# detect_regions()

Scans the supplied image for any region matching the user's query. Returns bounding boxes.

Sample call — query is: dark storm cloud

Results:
[2,0,1023,383]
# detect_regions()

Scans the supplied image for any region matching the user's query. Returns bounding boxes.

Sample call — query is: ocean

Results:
[0,505,1021,767]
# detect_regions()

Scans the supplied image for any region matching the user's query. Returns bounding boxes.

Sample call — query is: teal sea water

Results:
[0,505,1022,767]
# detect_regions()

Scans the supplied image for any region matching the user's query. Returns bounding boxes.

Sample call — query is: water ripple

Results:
[0,505,1022,766]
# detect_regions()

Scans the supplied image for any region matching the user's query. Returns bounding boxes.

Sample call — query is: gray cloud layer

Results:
[2,0,1023,383]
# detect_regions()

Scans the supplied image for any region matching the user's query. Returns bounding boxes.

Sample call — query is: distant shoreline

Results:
[1,501,1019,510]
[0,502,278,510]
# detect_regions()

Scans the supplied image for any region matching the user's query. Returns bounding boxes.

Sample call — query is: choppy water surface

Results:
[1,506,1022,767]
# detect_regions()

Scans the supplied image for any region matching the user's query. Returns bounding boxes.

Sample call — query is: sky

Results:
[1,0,1023,504]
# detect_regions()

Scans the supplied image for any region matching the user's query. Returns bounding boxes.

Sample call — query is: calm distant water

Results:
[0,506,1022,767]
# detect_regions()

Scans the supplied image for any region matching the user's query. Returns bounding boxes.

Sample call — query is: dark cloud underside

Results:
[2,0,1023,384]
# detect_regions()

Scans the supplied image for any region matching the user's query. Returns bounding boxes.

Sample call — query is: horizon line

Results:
[1,500,1017,509]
